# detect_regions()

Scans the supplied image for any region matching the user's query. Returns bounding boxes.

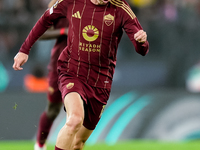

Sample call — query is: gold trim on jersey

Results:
[99,105,106,118]
[110,0,136,19]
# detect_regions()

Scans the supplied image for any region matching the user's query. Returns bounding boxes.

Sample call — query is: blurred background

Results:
[1,0,200,145]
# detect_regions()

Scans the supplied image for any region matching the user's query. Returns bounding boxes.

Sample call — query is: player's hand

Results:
[134,30,147,43]
[13,52,28,70]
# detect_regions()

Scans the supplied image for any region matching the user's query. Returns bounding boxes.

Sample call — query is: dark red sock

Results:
[55,146,65,150]
[36,112,53,146]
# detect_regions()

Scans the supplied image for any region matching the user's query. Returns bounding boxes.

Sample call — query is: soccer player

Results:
[13,0,149,150]
[33,0,68,150]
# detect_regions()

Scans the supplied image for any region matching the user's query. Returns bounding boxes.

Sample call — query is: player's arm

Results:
[123,17,149,56]
[13,0,67,71]
[121,2,149,56]
[39,26,68,40]
[13,14,52,71]
[40,0,68,40]
[124,17,149,56]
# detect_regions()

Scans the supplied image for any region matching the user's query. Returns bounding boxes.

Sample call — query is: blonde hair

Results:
[48,0,58,8]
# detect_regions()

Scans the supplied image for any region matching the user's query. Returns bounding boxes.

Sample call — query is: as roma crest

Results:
[104,14,114,26]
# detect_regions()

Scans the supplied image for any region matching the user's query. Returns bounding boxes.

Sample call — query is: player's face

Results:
[97,0,111,5]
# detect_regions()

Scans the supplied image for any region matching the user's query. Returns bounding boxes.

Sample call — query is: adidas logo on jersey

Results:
[72,11,81,19]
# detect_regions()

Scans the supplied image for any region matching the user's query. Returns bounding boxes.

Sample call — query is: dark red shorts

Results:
[47,71,62,103]
[58,74,110,130]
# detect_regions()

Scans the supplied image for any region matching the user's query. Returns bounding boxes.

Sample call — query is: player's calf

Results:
[73,138,86,150]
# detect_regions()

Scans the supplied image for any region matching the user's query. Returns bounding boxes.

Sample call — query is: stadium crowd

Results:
[1,0,200,90]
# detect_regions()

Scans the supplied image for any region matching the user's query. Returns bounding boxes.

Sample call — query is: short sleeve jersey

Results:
[19,0,149,89]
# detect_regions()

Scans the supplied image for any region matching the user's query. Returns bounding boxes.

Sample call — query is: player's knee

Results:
[66,115,83,132]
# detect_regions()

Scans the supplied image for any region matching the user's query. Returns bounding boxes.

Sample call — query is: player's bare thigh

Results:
[64,92,85,124]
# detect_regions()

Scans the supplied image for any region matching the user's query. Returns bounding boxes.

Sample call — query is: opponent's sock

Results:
[36,112,53,146]
[55,146,65,150]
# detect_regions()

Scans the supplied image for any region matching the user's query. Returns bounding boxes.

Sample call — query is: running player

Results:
[13,0,149,150]
[33,0,68,150]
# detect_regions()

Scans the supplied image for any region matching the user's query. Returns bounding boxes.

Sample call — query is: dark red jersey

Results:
[48,17,68,72]
[19,0,149,89]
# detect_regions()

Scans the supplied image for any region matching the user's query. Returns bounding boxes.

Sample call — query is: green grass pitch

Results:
[0,140,199,150]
